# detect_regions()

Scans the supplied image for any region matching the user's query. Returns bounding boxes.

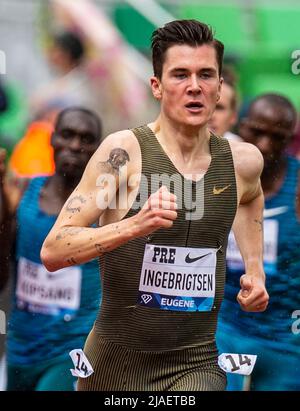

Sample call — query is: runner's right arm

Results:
[41,131,178,272]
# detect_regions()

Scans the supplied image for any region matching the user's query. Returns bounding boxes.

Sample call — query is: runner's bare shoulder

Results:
[229,140,264,183]
[92,129,141,175]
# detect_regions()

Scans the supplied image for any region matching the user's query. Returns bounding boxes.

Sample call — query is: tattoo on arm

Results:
[66,195,86,214]
[98,148,130,175]
[67,257,77,265]
[56,227,88,241]
[94,224,120,255]
[95,243,105,255]
[254,219,263,232]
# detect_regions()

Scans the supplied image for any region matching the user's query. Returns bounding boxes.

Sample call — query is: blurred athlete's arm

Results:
[231,142,269,312]
[41,131,177,272]
[0,149,14,290]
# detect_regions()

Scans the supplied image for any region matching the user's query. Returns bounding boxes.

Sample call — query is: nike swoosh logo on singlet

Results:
[213,184,231,195]
[263,206,289,218]
[185,252,212,264]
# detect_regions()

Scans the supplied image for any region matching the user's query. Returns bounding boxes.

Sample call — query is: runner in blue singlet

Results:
[218,94,300,391]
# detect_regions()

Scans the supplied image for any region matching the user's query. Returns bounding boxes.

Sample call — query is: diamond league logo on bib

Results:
[138,244,217,312]
[141,294,152,304]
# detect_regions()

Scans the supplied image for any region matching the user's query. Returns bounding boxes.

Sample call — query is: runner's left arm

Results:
[231,142,269,312]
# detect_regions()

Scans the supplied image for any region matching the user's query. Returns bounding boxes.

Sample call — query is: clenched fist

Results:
[237,273,269,312]
[133,186,178,238]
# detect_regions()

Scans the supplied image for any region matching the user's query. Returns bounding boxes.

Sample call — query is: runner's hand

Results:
[237,273,269,312]
[133,186,178,237]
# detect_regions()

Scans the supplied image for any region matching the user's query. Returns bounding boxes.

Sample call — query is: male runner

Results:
[42,20,268,391]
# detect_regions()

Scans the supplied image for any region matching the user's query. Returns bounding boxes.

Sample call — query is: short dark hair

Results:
[53,32,85,63]
[55,106,102,140]
[151,19,224,79]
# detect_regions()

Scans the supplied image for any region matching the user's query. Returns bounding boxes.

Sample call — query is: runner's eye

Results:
[61,130,74,139]
[174,73,187,79]
[81,134,95,145]
[200,73,212,79]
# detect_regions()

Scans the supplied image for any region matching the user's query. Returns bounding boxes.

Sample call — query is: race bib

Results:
[226,219,278,275]
[138,244,218,312]
[218,353,257,375]
[69,349,94,378]
[16,257,82,316]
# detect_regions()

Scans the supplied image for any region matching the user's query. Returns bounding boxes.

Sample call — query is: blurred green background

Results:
[111,0,300,110]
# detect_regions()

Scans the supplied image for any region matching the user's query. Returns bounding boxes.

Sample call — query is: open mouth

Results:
[185,102,204,111]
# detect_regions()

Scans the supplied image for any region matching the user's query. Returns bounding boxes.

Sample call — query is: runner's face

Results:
[239,102,292,165]
[151,44,222,130]
[52,111,100,179]
[209,83,237,136]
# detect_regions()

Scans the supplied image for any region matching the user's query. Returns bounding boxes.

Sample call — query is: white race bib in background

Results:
[16,257,82,316]
[226,219,278,275]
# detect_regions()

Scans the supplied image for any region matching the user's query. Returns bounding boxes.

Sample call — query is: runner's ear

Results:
[150,76,162,100]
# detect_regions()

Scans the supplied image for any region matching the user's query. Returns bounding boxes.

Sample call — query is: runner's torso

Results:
[95,125,237,351]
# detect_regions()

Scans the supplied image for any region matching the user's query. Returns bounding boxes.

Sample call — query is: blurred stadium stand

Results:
[1,0,299,110]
